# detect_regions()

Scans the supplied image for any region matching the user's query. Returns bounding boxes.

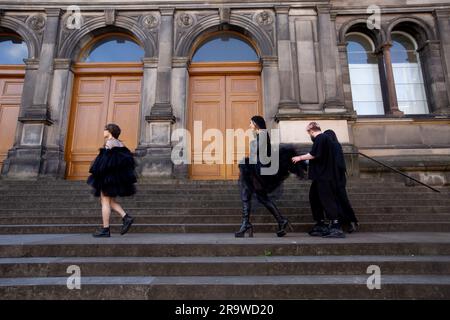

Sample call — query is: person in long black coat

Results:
[87,123,137,238]
[235,116,307,238]
[323,129,359,233]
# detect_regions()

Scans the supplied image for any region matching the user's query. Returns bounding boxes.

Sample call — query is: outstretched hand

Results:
[292,156,302,164]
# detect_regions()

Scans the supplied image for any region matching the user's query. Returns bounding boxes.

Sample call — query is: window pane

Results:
[192,35,258,62]
[391,32,429,114]
[346,33,384,115]
[0,36,28,64]
[81,36,144,62]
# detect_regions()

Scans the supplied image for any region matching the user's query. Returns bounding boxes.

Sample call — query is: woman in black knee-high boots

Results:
[235,116,307,238]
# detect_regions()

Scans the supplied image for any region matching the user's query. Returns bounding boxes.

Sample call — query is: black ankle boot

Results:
[93,227,110,238]
[120,214,134,235]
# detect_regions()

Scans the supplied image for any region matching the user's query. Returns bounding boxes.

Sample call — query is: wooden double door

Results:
[0,76,23,169]
[65,73,141,180]
[189,69,262,180]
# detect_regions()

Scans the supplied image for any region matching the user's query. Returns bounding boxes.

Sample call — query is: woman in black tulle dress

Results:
[87,123,137,238]
[235,116,307,238]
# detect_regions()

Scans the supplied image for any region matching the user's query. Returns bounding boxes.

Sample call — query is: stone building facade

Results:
[0,0,449,184]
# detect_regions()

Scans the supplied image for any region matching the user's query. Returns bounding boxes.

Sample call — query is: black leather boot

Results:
[235,182,254,238]
[257,193,291,237]
[234,205,253,238]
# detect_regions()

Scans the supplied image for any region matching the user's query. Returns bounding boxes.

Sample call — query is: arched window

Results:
[391,31,428,114]
[0,34,28,64]
[192,34,259,62]
[346,33,384,115]
[79,35,144,62]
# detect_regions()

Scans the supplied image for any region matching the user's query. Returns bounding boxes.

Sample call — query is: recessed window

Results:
[192,34,258,62]
[391,32,428,114]
[0,35,28,64]
[80,35,144,62]
[346,33,384,115]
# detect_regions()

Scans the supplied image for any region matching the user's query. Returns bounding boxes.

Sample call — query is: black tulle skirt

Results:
[239,144,307,195]
[87,147,137,198]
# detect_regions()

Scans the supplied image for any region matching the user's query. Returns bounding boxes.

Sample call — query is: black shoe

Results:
[235,224,254,238]
[120,215,134,235]
[322,223,345,238]
[93,227,110,238]
[348,222,359,233]
[308,223,329,237]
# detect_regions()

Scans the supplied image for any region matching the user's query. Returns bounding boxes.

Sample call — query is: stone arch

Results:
[58,15,157,59]
[0,16,40,59]
[386,16,435,45]
[175,13,275,58]
[339,18,386,47]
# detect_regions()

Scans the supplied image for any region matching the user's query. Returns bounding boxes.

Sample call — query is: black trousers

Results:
[336,183,358,224]
[309,180,339,222]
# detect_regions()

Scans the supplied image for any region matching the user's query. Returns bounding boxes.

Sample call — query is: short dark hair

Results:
[104,123,121,139]
[306,122,321,132]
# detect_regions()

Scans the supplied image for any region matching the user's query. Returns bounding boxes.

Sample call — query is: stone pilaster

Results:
[274,5,300,116]
[40,58,74,178]
[434,9,450,111]
[317,5,344,111]
[147,7,175,122]
[3,8,62,178]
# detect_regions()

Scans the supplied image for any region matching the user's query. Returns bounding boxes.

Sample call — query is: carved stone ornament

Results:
[140,14,159,30]
[177,13,194,28]
[255,11,274,26]
[27,14,46,32]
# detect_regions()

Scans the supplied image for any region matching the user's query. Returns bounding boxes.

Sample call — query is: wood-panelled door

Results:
[66,74,141,180]
[189,71,262,180]
[0,77,23,168]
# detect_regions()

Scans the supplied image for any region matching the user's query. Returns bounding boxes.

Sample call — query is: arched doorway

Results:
[0,32,27,169]
[65,33,143,180]
[188,32,263,180]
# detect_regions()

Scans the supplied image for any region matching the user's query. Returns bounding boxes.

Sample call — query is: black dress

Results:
[87,146,137,198]
[239,132,307,199]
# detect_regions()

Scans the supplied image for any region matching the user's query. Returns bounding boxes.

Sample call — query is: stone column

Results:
[171,57,189,179]
[317,5,344,111]
[41,58,74,178]
[4,8,62,178]
[275,5,300,116]
[379,42,403,116]
[137,7,176,178]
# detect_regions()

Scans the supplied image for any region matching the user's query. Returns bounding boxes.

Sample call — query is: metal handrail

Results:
[345,152,441,193]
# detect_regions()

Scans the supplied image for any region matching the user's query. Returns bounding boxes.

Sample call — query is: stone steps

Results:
[0,232,449,299]
[1,222,450,234]
[1,178,449,299]
[2,255,450,277]
[1,213,449,224]
[1,275,449,299]
[1,233,449,257]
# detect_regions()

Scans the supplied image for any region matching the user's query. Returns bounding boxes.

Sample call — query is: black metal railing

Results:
[345,152,441,193]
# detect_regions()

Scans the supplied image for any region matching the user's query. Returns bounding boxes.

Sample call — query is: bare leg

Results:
[100,192,112,228]
[110,198,126,218]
